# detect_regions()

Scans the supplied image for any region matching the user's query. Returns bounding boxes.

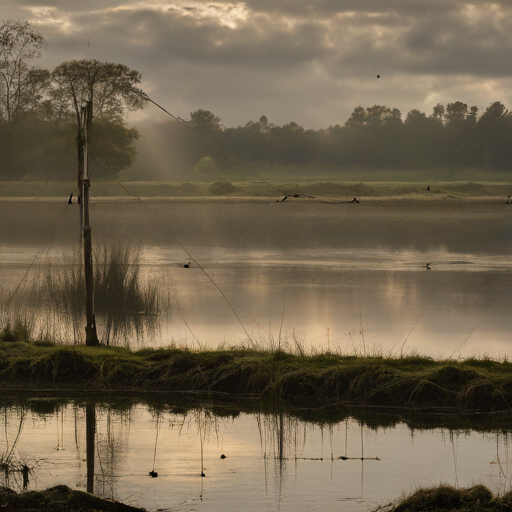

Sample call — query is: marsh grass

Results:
[0,320,32,342]
[0,238,170,347]
[380,484,512,512]
[1,340,512,411]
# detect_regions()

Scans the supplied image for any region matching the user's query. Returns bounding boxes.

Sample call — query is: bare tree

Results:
[0,19,49,125]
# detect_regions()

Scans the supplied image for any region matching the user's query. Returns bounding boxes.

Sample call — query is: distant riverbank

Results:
[2,341,512,412]
[1,179,511,202]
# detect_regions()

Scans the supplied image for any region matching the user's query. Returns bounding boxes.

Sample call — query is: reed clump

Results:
[0,238,169,347]
[1,342,512,411]
[383,484,512,511]
[0,321,31,342]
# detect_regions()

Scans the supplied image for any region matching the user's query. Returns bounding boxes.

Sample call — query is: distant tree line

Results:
[0,19,142,181]
[152,101,512,181]
[3,21,512,182]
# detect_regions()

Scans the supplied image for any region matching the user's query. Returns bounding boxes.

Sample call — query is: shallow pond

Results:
[1,197,512,356]
[1,398,512,511]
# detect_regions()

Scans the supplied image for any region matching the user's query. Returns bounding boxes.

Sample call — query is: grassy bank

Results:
[380,484,512,512]
[1,341,512,411]
[0,484,145,511]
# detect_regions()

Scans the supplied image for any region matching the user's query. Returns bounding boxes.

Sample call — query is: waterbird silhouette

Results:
[426,263,431,270]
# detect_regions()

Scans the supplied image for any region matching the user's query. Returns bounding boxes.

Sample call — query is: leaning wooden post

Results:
[81,101,99,346]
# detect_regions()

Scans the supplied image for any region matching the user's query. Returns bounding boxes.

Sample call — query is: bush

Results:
[0,321,31,342]
[209,181,239,195]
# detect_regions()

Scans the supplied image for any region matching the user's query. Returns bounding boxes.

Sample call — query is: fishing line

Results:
[4,247,44,309]
[3,140,73,309]
[399,204,510,355]
[92,156,254,343]
[41,203,70,262]
[152,415,159,473]
[448,282,510,360]
[278,284,286,349]
[5,203,70,308]
[174,294,201,346]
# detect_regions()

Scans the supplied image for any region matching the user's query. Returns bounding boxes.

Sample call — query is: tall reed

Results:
[1,238,170,346]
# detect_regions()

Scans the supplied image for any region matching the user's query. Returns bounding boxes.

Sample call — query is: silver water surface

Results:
[2,401,512,512]
[1,198,511,356]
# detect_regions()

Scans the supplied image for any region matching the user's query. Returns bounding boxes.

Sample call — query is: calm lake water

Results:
[2,197,512,510]
[1,197,512,357]
[1,398,512,512]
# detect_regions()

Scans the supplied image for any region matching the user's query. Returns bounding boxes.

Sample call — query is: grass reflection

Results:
[0,238,171,347]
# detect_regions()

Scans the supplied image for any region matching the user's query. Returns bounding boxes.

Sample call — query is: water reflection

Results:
[1,199,512,355]
[2,397,512,511]
[86,404,95,494]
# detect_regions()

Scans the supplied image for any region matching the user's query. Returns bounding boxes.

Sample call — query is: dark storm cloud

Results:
[57,1,512,78]
[242,0,452,16]
[3,0,512,127]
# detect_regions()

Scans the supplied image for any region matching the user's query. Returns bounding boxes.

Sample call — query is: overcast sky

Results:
[2,0,512,128]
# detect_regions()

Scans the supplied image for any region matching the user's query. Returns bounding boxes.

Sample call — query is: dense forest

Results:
[2,20,512,182]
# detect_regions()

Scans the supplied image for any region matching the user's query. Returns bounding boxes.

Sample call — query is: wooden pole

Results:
[81,101,99,346]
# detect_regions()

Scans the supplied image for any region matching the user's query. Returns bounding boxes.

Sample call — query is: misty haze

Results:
[2,5,512,512]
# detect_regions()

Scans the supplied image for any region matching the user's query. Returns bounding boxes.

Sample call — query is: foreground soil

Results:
[1,341,512,411]
[0,485,145,511]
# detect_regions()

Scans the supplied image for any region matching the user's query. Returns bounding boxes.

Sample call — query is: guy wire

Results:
[92,156,254,343]
[5,203,70,309]
[448,282,510,360]
[399,203,510,355]
[140,94,315,199]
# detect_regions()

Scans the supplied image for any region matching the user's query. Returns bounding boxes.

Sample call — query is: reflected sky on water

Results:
[1,198,511,356]
[1,399,512,512]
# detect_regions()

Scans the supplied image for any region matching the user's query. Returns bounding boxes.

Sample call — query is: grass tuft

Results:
[384,484,506,512]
